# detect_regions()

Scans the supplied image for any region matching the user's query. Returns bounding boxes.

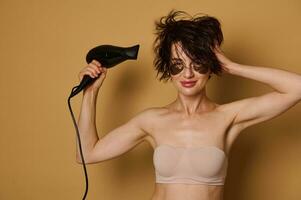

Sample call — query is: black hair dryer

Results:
[69,44,140,98]
[67,44,140,200]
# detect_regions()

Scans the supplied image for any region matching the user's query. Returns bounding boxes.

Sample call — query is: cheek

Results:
[196,73,210,81]
[170,75,180,82]
[170,77,182,88]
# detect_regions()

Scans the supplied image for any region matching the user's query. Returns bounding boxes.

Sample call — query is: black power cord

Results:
[67,44,140,199]
[68,86,89,200]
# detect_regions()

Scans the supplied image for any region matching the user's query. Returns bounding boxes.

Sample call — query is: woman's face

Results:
[170,43,211,96]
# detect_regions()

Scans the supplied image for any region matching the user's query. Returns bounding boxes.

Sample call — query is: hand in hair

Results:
[213,45,232,74]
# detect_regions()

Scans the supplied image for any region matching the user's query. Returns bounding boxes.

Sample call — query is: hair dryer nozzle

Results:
[125,45,140,59]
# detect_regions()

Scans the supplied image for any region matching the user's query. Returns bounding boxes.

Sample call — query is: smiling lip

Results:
[180,80,197,88]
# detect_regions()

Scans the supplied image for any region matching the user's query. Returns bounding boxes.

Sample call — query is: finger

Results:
[85,68,99,77]
[86,64,100,74]
[79,71,95,81]
[80,68,97,78]
[87,64,101,75]
[101,67,107,74]
[90,64,102,74]
[91,60,101,67]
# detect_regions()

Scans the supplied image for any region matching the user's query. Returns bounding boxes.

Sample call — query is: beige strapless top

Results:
[153,144,228,185]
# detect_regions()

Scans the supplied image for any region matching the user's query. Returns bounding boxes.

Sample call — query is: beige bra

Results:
[153,144,228,185]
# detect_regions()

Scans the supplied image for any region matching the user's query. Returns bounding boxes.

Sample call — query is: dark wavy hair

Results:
[153,10,224,82]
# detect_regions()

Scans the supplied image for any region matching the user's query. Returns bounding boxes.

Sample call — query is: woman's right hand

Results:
[78,59,107,93]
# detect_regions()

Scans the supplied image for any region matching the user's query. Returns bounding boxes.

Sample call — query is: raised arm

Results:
[76,60,151,164]
[214,47,301,131]
[76,107,150,164]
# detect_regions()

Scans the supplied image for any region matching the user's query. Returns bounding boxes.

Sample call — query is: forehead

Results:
[170,42,193,65]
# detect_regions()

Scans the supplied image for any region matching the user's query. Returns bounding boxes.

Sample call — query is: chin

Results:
[177,85,204,96]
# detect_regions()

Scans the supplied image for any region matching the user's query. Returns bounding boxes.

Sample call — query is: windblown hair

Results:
[153,10,224,82]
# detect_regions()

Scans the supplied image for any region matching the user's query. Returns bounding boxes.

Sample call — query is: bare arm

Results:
[75,59,152,164]
[76,89,100,164]
[76,89,150,164]
[214,47,301,130]
[81,110,149,164]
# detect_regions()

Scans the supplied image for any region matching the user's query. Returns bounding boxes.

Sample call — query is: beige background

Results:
[0,0,300,199]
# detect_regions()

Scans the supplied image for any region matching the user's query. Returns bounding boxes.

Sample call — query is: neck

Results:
[173,87,215,116]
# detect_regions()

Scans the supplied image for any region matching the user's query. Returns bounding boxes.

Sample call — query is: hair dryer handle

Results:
[69,75,97,98]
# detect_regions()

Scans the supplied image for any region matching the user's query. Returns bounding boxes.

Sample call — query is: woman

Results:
[76,10,301,200]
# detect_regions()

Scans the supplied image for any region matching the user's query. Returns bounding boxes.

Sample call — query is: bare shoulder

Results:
[132,107,168,147]
[216,100,244,119]
[136,106,168,116]
[131,106,168,130]
[214,102,237,124]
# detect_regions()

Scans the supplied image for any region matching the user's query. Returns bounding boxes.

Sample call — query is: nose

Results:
[183,65,194,79]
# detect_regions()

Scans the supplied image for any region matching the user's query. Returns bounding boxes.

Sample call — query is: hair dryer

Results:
[70,44,140,98]
[67,44,140,200]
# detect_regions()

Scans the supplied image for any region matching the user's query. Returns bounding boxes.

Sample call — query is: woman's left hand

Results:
[213,46,233,74]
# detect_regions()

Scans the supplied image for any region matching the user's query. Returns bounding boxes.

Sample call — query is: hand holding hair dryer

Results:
[70,44,140,98]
